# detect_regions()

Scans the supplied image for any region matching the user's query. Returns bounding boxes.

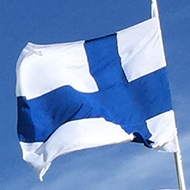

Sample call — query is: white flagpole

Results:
[151,1,187,190]
[174,138,187,190]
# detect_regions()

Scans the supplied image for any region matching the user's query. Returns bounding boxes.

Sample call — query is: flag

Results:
[16,17,179,181]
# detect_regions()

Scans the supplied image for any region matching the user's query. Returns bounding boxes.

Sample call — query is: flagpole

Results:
[174,138,187,190]
[151,1,187,190]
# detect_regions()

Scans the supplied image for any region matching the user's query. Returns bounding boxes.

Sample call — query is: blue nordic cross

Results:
[17,34,172,147]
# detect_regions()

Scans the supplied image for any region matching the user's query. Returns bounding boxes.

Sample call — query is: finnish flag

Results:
[16,17,179,181]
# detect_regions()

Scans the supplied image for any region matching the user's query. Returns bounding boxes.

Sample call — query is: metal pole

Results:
[174,139,187,190]
[151,1,187,190]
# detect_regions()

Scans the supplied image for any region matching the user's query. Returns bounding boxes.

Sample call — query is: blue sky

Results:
[0,0,190,189]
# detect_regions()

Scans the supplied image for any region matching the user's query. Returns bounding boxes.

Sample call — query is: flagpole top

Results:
[151,0,159,18]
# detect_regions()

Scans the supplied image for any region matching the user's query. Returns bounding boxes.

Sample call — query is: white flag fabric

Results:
[16,17,179,181]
